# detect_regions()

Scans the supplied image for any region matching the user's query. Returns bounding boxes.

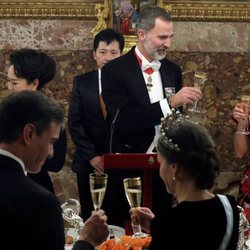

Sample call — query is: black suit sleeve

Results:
[43,128,67,172]
[72,240,94,250]
[32,193,65,250]
[68,77,98,161]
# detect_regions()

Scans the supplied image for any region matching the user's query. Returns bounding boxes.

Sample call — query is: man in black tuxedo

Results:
[0,91,108,250]
[101,6,202,226]
[68,28,124,221]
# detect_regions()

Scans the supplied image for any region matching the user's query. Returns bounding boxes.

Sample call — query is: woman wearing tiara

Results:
[130,111,239,249]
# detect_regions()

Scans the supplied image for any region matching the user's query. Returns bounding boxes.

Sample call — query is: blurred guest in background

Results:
[0,91,108,250]
[7,48,67,193]
[68,29,124,221]
[130,112,239,250]
[232,103,250,220]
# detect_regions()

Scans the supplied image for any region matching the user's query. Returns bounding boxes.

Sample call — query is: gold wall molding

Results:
[158,1,250,22]
[0,1,100,18]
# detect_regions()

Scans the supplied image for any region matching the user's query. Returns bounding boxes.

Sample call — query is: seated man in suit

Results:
[0,90,108,250]
[68,28,124,220]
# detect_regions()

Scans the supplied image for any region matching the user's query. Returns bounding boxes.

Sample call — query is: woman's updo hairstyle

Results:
[10,48,56,90]
[157,110,220,189]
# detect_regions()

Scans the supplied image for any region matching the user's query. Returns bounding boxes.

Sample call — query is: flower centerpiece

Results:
[97,235,152,250]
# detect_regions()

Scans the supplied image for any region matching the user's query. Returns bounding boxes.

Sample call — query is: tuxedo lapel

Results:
[125,48,151,106]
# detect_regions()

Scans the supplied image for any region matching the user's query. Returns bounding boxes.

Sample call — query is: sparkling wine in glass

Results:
[89,173,108,210]
[188,71,208,113]
[123,177,147,238]
[237,94,250,135]
[61,198,84,239]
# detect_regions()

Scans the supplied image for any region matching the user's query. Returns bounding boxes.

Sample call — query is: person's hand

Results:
[78,209,109,247]
[130,207,155,233]
[89,156,104,173]
[233,104,245,123]
[170,87,202,108]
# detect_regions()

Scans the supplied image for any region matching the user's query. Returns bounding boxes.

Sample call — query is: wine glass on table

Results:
[236,94,250,135]
[123,177,148,238]
[188,71,208,113]
[89,173,108,211]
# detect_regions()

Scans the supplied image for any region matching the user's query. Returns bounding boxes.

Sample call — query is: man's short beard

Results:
[144,41,167,60]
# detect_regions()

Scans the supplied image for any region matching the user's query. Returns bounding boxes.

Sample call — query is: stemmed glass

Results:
[236,94,250,135]
[123,177,148,238]
[188,71,208,113]
[61,198,84,239]
[89,173,108,210]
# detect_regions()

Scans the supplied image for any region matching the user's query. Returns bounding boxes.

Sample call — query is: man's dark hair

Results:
[10,48,56,90]
[0,90,64,143]
[93,28,125,53]
[137,6,172,32]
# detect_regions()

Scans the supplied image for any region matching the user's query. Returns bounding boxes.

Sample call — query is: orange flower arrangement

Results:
[97,236,152,250]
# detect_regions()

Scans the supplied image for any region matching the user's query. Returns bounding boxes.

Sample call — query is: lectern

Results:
[103,153,159,209]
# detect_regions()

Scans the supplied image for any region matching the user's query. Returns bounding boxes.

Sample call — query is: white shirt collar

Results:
[0,148,27,175]
[98,68,102,95]
[135,46,150,64]
[135,46,161,71]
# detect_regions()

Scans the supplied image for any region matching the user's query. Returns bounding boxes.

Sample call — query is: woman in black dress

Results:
[130,111,239,250]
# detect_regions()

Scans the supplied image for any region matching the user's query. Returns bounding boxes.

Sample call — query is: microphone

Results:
[109,109,120,153]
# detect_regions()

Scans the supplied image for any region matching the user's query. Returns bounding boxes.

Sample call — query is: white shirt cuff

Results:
[160,98,171,117]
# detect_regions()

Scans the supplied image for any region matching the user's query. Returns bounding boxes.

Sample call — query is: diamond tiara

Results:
[159,109,191,152]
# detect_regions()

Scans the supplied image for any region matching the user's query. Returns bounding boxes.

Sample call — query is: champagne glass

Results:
[89,173,108,210]
[123,177,147,238]
[188,71,208,113]
[61,198,84,239]
[237,94,250,135]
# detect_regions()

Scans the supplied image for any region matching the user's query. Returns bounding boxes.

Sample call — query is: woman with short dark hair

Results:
[7,48,67,193]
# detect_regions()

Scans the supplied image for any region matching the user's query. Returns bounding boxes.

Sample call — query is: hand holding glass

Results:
[236,95,250,135]
[123,177,147,238]
[188,71,208,113]
[89,173,108,210]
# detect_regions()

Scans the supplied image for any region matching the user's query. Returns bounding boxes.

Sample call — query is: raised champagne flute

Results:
[237,94,250,135]
[89,173,108,210]
[123,177,148,238]
[188,71,208,113]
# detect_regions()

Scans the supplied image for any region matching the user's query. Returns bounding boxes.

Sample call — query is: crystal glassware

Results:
[61,198,84,239]
[188,71,208,113]
[89,173,108,210]
[236,94,250,135]
[123,177,148,238]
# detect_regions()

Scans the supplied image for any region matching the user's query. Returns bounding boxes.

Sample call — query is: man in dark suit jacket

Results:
[101,6,202,226]
[68,29,124,220]
[0,91,108,250]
